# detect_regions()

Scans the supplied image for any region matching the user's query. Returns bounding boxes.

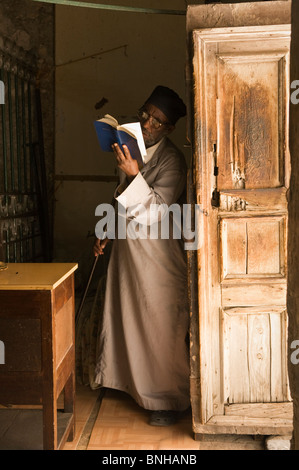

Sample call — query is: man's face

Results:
[138,103,174,148]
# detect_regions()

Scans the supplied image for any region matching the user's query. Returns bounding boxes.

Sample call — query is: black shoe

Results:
[149,410,179,427]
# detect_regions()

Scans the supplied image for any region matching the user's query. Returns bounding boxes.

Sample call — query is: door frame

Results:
[186,4,293,438]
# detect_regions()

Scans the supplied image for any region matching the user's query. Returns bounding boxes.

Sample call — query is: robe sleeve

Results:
[115,151,186,226]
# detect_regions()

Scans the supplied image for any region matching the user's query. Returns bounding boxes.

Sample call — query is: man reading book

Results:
[93,86,189,426]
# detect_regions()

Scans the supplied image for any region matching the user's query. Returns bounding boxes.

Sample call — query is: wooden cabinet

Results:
[187,3,293,439]
[0,263,78,450]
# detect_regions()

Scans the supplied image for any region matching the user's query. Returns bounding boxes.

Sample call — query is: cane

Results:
[75,254,99,328]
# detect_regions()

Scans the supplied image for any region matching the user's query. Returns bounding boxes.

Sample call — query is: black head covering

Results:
[145,85,186,125]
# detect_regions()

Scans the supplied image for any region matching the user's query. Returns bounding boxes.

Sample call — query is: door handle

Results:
[211,143,220,207]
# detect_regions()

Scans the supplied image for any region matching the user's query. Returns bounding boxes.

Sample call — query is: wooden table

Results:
[0,263,78,450]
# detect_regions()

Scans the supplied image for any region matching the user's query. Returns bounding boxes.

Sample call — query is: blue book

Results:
[94,114,146,167]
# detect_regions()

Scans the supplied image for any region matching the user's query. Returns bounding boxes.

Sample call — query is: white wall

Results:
[54,1,193,278]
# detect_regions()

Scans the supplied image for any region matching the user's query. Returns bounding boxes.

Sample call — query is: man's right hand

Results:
[93,238,110,256]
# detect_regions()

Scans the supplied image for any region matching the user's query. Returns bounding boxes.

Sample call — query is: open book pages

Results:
[99,114,147,159]
[119,122,147,159]
[98,114,118,127]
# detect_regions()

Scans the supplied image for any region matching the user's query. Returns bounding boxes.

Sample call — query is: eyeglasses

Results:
[137,108,170,130]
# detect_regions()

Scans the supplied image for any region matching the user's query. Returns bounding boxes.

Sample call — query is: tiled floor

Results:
[84,388,265,451]
[0,384,265,450]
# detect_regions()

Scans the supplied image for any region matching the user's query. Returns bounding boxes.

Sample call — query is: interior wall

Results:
[54,1,196,284]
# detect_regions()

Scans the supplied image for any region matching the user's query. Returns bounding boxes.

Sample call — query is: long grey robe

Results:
[94,137,190,411]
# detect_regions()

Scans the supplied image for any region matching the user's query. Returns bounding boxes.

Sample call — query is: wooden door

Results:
[192,25,293,436]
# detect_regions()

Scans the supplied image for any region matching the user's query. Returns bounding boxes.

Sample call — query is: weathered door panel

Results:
[217,52,287,190]
[222,307,289,403]
[220,216,286,279]
[192,25,292,435]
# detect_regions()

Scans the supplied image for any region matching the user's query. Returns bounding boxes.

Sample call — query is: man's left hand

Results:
[112,143,139,179]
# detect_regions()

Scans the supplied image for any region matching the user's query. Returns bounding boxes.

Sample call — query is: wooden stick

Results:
[75,255,99,327]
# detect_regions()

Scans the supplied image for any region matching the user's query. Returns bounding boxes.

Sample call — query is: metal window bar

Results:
[0,38,51,263]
